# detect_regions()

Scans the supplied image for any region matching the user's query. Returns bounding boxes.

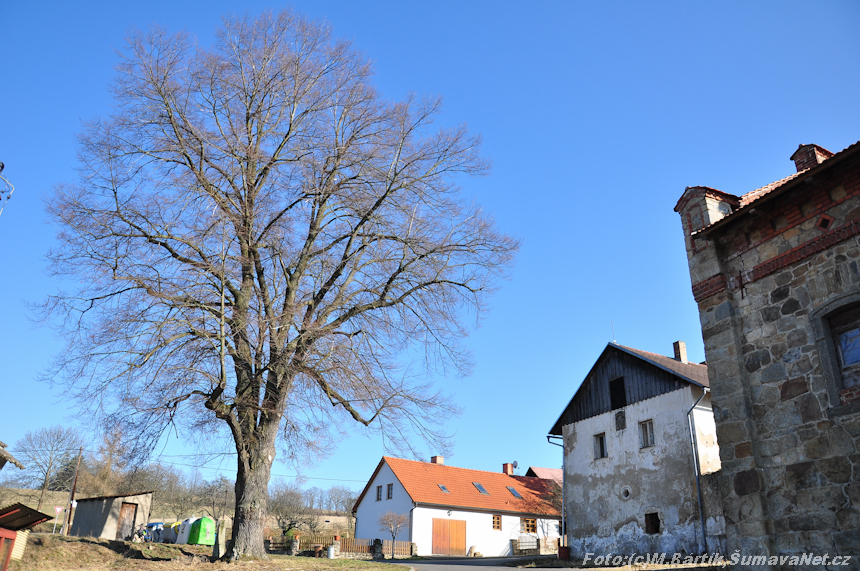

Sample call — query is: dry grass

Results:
[9,535,410,571]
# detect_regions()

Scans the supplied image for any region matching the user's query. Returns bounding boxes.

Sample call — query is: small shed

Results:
[0,503,51,571]
[70,492,152,541]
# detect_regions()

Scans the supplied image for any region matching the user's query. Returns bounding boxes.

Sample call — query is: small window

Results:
[644,512,660,534]
[387,483,393,499]
[506,486,523,499]
[610,377,626,410]
[438,484,450,493]
[376,485,382,501]
[594,433,607,459]
[521,518,536,533]
[473,482,489,495]
[492,514,501,530]
[615,410,626,431]
[639,420,655,449]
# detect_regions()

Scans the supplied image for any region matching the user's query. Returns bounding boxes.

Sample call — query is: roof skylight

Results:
[438,484,450,493]
[506,486,523,499]
[473,482,489,495]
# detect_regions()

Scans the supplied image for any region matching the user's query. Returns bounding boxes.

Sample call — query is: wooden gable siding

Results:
[555,348,689,429]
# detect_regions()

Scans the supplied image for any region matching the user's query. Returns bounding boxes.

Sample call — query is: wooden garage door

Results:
[432,518,466,556]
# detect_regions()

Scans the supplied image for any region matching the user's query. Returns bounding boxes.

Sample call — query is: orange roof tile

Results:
[355,457,560,517]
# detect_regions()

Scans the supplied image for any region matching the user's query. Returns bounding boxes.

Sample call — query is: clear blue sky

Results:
[1,1,859,492]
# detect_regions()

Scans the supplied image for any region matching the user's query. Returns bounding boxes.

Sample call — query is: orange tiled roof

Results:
[525,467,562,485]
[356,457,560,517]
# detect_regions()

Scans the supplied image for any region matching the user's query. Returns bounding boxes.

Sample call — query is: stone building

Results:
[549,342,725,558]
[675,142,860,561]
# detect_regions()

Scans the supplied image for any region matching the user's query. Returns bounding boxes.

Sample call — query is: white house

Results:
[353,456,561,556]
[549,342,726,558]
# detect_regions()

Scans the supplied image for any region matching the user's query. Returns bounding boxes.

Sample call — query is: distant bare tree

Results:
[12,427,82,510]
[269,480,312,534]
[379,511,409,558]
[202,475,236,521]
[42,9,517,559]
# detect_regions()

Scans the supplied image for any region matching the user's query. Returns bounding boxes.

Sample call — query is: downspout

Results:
[546,435,565,543]
[687,387,709,554]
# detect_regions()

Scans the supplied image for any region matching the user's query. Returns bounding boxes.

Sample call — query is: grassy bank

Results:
[9,535,409,571]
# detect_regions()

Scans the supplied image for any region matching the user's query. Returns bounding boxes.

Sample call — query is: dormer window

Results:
[438,484,450,493]
[473,482,489,495]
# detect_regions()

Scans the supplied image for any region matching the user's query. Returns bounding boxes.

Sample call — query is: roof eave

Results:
[697,141,860,238]
[414,501,560,519]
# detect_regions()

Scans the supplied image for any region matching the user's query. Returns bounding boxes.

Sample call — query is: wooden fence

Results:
[381,539,412,557]
[298,535,338,550]
[268,534,411,557]
[340,537,372,553]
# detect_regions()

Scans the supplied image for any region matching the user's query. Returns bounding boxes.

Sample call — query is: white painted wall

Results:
[562,386,720,557]
[354,461,414,542]
[411,506,559,556]
[691,390,721,474]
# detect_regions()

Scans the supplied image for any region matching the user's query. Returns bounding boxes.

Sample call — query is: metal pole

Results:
[687,388,709,554]
[546,435,565,546]
[61,447,83,535]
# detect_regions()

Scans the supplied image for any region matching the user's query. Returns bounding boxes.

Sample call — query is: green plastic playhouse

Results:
[187,517,215,546]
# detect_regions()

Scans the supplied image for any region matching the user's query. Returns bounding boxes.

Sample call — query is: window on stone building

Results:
[814,295,860,410]
[639,420,655,448]
[387,483,394,499]
[376,485,382,501]
[492,514,501,530]
[593,433,607,459]
[644,512,660,534]
[609,378,626,410]
[521,518,536,534]
[830,304,860,390]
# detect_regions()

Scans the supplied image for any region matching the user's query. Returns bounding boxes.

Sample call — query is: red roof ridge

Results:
[382,456,547,479]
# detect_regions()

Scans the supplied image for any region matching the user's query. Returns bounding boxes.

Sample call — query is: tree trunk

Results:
[226,431,276,560]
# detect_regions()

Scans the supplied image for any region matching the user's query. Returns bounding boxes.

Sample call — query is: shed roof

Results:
[0,441,24,471]
[354,457,560,517]
[76,491,153,502]
[0,503,51,531]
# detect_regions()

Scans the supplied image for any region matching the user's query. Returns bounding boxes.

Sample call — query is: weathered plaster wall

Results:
[676,148,860,562]
[562,386,724,557]
[693,392,722,474]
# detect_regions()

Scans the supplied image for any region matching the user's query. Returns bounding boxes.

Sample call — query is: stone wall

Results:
[675,143,860,564]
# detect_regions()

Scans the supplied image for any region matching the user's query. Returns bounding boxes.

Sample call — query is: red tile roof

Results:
[613,344,709,387]
[525,467,562,485]
[693,140,860,236]
[355,457,560,517]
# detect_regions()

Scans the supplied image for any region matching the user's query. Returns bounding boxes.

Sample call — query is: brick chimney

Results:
[790,144,834,172]
[673,341,687,364]
[502,463,513,475]
[430,455,444,465]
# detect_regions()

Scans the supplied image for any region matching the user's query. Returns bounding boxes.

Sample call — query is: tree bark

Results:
[226,418,278,560]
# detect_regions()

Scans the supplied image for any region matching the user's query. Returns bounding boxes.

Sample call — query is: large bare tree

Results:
[43,10,516,559]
